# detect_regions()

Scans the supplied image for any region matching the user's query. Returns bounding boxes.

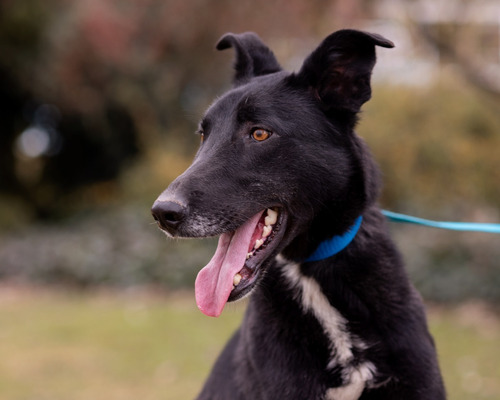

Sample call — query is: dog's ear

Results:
[216,32,282,86]
[296,30,394,113]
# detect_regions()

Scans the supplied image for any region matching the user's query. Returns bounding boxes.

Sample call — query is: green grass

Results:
[0,287,498,400]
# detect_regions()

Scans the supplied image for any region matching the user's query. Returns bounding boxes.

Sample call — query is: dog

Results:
[152,29,446,400]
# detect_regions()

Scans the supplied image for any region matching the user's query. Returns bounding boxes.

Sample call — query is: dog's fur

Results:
[152,30,446,399]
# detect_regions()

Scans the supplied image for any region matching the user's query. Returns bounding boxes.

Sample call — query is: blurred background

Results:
[0,0,499,399]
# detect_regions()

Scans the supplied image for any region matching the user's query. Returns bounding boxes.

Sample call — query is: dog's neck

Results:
[304,215,363,262]
[260,208,398,322]
[282,205,366,262]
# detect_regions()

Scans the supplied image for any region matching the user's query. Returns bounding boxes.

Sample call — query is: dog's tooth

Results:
[233,273,242,286]
[262,225,272,238]
[265,209,278,226]
[254,239,264,249]
[246,252,252,260]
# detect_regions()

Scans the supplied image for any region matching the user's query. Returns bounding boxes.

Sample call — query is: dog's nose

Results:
[151,200,186,231]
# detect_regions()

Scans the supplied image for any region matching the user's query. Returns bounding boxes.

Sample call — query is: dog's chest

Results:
[277,257,377,400]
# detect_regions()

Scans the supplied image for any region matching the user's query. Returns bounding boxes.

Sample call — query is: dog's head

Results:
[152,30,393,316]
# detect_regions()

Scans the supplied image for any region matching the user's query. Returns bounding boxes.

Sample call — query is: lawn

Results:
[0,287,498,400]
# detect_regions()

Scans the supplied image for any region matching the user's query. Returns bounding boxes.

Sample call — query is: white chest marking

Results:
[324,364,376,400]
[278,256,376,400]
[281,260,354,364]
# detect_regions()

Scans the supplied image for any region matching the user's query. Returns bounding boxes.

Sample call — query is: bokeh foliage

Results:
[362,83,500,213]
[0,0,499,303]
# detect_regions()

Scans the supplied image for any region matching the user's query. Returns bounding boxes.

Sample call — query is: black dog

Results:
[152,29,446,400]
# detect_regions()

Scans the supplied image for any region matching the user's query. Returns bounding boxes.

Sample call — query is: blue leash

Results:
[306,210,500,263]
[381,210,500,234]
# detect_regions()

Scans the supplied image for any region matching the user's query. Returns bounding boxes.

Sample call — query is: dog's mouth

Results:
[195,207,286,317]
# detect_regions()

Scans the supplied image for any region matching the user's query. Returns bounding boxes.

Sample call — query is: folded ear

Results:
[216,32,282,86]
[296,29,394,113]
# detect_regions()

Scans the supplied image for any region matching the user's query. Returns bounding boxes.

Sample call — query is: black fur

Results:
[152,29,446,399]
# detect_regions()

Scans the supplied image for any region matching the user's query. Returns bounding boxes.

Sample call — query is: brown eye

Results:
[251,129,271,142]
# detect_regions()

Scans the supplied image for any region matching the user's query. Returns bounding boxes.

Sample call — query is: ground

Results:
[0,285,498,400]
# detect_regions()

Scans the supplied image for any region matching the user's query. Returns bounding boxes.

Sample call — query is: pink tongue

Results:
[195,211,264,317]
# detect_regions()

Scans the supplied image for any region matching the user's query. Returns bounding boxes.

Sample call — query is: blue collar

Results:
[305,216,363,262]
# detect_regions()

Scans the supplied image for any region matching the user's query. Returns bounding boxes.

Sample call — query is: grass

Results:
[0,287,498,400]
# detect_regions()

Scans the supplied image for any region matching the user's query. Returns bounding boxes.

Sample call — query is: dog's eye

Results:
[251,129,271,142]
